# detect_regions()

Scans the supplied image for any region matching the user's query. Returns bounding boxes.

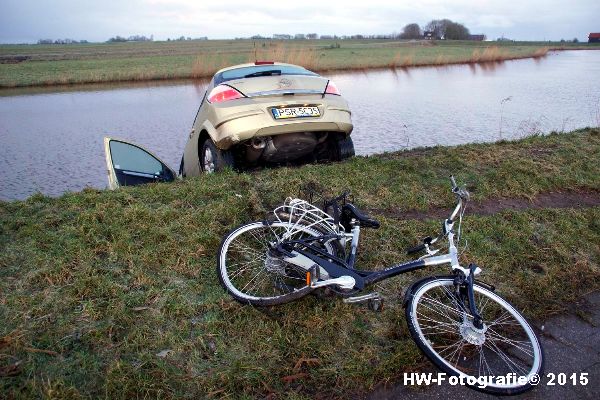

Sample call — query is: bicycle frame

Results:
[278,195,473,289]
[276,189,486,328]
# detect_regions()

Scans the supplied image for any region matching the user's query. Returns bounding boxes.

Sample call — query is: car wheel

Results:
[200,139,235,173]
[328,135,355,161]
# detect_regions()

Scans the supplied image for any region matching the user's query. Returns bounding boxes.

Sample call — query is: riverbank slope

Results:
[1,128,599,398]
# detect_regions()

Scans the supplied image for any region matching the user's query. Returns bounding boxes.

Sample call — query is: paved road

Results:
[367,292,600,399]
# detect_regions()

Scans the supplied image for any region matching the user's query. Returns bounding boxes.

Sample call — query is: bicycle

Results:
[217,176,544,395]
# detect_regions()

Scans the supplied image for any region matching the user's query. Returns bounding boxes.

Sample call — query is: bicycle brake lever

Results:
[418,244,440,260]
[425,244,440,256]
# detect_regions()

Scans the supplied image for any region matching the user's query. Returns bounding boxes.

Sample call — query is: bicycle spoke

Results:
[241,268,268,293]
[486,328,534,357]
[418,296,463,324]
[443,338,467,366]
[478,346,486,376]
[484,339,529,376]
[434,338,466,356]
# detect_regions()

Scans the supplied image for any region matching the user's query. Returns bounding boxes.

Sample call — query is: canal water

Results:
[1,50,599,200]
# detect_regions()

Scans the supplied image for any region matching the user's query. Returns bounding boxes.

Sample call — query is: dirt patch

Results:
[0,55,30,64]
[370,189,600,221]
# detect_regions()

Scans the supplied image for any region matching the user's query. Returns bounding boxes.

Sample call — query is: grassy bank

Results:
[1,39,598,88]
[1,129,600,398]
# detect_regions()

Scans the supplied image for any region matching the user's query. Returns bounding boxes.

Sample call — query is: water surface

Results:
[1,50,599,201]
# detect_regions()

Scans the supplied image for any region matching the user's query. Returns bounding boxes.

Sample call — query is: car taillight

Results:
[325,80,341,95]
[207,85,245,103]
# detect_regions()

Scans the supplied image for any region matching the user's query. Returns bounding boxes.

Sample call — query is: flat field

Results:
[1,39,597,87]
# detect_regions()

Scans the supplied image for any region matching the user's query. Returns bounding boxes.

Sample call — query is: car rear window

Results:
[215,65,318,84]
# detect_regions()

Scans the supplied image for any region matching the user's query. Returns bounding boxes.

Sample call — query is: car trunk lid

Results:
[226,75,329,98]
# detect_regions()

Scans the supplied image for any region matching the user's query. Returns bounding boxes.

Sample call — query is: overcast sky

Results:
[1,0,598,43]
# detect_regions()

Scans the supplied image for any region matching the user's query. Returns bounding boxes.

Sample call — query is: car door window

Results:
[108,140,174,187]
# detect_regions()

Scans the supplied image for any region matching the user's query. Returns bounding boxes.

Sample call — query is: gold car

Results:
[104,62,354,189]
[181,62,354,174]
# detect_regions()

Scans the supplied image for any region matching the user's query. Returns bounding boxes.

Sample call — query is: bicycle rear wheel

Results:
[217,220,342,306]
[405,276,543,395]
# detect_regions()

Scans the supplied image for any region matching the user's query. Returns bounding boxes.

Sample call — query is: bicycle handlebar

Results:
[325,191,350,206]
[450,175,470,201]
[406,243,426,255]
[323,191,350,226]
[406,176,468,255]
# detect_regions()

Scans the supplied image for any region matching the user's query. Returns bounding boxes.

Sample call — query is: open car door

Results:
[104,137,177,189]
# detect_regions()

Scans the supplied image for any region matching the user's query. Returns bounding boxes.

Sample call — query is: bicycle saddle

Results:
[341,203,380,230]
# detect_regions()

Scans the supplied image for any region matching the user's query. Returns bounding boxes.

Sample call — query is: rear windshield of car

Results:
[215,65,318,84]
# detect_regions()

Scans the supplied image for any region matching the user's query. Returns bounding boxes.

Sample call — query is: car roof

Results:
[214,62,308,76]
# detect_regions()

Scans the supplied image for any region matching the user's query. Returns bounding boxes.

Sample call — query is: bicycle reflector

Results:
[208,85,245,103]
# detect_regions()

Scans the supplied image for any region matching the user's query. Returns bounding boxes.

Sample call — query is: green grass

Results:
[1,39,598,87]
[1,128,599,398]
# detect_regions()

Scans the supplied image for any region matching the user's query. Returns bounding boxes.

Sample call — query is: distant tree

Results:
[37,39,53,44]
[425,19,452,39]
[444,22,470,40]
[107,36,127,42]
[306,33,318,39]
[399,23,422,39]
[127,35,152,42]
[573,37,579,43]
[53,38,78,44]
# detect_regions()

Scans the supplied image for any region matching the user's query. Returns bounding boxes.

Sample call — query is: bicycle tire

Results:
[217,220,343,306]
[405,276,544,395]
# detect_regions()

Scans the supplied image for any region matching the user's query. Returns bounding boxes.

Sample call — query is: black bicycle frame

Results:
[279,235,428,288]
[280,231,484,325]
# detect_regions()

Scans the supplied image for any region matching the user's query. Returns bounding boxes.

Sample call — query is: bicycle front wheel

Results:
[217,221,342,306]
[405,277,543,395]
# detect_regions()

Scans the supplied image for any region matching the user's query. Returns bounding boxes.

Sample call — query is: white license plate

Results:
[272,106,320,119]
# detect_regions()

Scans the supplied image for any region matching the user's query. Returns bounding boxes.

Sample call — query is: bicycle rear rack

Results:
[272,198,342,239]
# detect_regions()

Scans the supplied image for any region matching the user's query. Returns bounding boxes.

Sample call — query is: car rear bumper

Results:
[209,95,353,149]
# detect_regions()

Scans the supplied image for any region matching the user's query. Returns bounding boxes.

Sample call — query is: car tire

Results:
[200,139,235,173]
[328,135,355,161]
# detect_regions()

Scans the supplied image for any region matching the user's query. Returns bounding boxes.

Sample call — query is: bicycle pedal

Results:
[368,297,384,312]
[343,292,381,304]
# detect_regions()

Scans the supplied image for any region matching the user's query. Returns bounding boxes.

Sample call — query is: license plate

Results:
[271,106,320,119]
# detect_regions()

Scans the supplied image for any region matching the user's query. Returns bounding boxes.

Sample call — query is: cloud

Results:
[1,0,599,42]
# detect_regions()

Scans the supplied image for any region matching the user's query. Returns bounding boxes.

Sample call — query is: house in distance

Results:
[589,33,600,43]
